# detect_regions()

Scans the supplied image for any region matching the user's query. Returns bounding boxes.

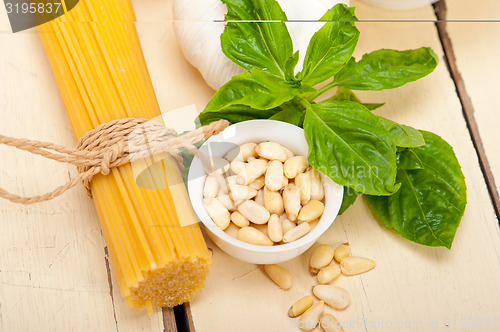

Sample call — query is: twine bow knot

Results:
[0,118,229,204]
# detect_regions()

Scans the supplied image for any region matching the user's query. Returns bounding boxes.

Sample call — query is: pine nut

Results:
[317,265,341,284]
[253,223,269,236]
[298,301,324,331]
[230,160,245,174]
[308,169,325,201]
[265,160,284,191]
[282,146,295,159]
[224,223,240,237]
[263,264,293,290]
[320,313,345,332]
[309,219,320,230]
[309,244,335,275]
[297,200,325,223]
[237,227,273,246]
[237,200,270,224]
[313,285,350,310]
[217,194,236,211]
[225,175,239,186]
[229,184,257,201]
[203,197,230,230]
[268,214,283,242]
[281,219,296,234]
[231,211,249,228]
[240,158,268,184]
[281,176,289,190]
[283,184,301,221]
[203,174,219,198]
[225,142,257,162]
[295,172,311,205]
[283,221,310,243]
[264,187,284,215]
[284,156,308,179]
[254,189,265,206]
[288,295,314,318]
[255,142,288,162]
[340,256,376,275]
[248,176,265,190]
[215,173,229,196]
[334,243,350,263]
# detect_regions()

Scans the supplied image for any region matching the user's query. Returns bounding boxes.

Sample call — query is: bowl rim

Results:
[187,119,343,253]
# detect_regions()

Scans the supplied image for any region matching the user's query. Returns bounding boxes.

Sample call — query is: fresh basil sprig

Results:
[197,0,466,249]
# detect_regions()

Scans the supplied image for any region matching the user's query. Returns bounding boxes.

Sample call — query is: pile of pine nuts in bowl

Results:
[188,120,344,264]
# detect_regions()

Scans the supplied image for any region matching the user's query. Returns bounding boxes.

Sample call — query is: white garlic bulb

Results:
[173,0,349,91]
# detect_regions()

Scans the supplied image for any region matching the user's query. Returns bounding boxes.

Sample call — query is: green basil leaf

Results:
[397,149,424,170]
[204,70,295,113]
[333,47,438,91]
[338,186,360,215]
[366,131,467,248]
[280,81,317,97]
[221,0,293,78]
[269,99,305,126]
[285,51,300,80]
[198,105,281,126]
[299,4,359,86]
[378,117,425,148]
[328,86,385,111]
[363,103,386,111]
[329,86,360,102]
[304,100,399,195]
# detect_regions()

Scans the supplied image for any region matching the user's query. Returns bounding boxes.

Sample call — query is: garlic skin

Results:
[173,0,349,91]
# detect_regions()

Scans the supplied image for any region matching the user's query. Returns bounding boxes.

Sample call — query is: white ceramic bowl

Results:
[187,120,344,264]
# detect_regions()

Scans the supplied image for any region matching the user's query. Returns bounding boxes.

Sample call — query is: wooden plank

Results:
[0,18,119,332]
[183,303,196,332]
[189,2,500,331]
[162,308,178,332]
[0,1,187,330]
[437,0,500,218]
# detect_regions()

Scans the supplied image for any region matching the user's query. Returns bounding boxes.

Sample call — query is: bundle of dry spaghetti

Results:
[36,0,211,310]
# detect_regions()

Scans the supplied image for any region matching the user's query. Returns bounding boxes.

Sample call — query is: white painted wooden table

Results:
[1,1,499,331]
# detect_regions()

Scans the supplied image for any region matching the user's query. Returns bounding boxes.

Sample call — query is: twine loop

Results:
[0,118,229,204]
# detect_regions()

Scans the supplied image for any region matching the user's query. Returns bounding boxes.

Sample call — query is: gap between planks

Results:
[104,247,120,332]
[163,307,178,332]
[163,303,195,332]
[433,0,500,221]
[102,246,183,332]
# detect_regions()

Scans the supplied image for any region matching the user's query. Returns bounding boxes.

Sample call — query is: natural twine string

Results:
[0,118,229,205]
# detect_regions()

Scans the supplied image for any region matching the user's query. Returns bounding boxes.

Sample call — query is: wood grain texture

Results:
[189,2,500,331]
[0,0,214,330]
[0,17,123,331]
[163,308,178,332]
[438,0,500,218]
